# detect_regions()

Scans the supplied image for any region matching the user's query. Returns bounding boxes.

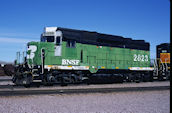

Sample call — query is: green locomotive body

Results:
[27,41,150,72]
[13,27,154,86]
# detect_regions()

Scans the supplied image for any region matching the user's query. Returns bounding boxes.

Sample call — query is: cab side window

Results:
[66,40,76,48]
[71,40,76,48]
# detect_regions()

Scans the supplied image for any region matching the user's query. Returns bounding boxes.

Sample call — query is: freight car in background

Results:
[0,64,14,76]
[12,27,168,86]
[153,43,170,80]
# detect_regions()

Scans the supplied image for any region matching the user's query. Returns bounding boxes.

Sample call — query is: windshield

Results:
[41,36,55,42]
[46,36,54,42]
[41,36,54,42]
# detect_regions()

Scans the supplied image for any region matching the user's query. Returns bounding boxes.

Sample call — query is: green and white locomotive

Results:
[13,27,154,86]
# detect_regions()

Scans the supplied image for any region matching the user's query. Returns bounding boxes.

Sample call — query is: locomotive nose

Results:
[27,45,37,59]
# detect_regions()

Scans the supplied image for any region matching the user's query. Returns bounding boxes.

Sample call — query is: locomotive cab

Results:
[41,27,62,56]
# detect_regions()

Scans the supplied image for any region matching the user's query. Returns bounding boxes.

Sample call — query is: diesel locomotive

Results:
[12,27,169,86]
[153,43,170,80]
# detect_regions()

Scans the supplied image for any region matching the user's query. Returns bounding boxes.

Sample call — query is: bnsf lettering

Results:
[62,59,80,65]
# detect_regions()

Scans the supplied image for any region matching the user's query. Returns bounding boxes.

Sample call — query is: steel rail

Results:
[0,86,169,96]
[0,79,12,82]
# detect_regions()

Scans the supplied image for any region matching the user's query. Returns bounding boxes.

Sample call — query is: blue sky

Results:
[0,0,170,62]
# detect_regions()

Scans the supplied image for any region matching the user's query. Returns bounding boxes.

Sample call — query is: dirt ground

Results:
[0,90,169,113]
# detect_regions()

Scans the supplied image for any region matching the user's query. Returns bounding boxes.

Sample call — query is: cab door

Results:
[55,31,62,56]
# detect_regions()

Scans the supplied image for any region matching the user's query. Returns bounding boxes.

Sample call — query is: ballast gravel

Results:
[0,76,13,85]
[0,90,169,113]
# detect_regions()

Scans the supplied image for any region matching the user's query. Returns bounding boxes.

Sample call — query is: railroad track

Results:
[0,80,169,89]
[0,79,12,82]
[0,79,170,96]
[0,84,169,96]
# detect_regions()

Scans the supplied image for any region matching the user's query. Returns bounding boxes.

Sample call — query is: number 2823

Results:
[133,54,148,62]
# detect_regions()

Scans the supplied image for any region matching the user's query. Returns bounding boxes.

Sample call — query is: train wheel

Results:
[135,73,141,83]
[135,79,140,83]
[70,77,75,84]
[34,83,40,87]
[126,74,133,82]
[61,77,68,86]
[24,84,30,88]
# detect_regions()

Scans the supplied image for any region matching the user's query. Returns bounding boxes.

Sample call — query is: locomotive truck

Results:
[13,27,156,86]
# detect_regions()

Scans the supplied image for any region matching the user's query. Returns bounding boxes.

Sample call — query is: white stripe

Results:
[129,67,154,71]
[44,65,89,70]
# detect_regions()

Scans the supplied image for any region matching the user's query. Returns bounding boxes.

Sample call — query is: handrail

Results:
[154,59,158,76]
[165,58,169,72]
[159,59,165,72]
